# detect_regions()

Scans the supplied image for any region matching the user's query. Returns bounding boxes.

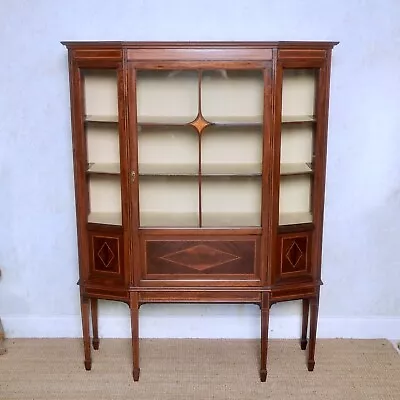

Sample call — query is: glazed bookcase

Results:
[62,41,338,381]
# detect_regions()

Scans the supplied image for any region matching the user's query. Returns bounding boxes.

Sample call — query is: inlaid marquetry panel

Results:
[88,231,124,283]
[275,232,312,284]
[144,239,258,276]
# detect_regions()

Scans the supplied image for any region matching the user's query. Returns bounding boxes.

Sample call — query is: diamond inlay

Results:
[97,242,115,269]
[160,244,240,272]
[189,113,211,134]
[285,241,303,269]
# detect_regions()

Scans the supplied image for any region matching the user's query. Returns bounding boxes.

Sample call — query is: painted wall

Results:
[1,0,399,339]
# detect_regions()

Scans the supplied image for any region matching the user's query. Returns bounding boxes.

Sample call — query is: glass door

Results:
[82,69,122,226]
[279,68,317,226]
[136,68,264,228]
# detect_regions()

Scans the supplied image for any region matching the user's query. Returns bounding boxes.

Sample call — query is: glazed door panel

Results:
[131,66,267,230]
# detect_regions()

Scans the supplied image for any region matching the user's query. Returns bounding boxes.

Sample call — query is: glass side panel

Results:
[82,69,122,225]
[83,70,118,119]
[139,177,199,227]
[201,70,264,123]
[282,69,316,118]
[136,70,198,123]
[202,177,261,227]
[86,124,120,164]
[138,126,198,175]
[279,69,317,226]
[281,125,313,165]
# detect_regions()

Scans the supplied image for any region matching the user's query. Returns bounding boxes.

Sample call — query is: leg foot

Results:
[91,299,99,350]
[307,294,319,371]
[260,369,267,382]
[81,295,92,372]
[130,293,140,382]
[301,298,309,351]
[92,338,100,350]
[133,368,140,381]
[260,293,270,383]
[84,360,92,371]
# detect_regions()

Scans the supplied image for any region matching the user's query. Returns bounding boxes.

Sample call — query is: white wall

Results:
[1,0,399,339]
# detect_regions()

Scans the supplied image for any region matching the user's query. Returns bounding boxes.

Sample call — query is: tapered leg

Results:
[260,292,270,382]
[130,292,140,381]
[80,295,92,371]
[91,298,99,350]
[301,298,310,350]
[307,295,319,371]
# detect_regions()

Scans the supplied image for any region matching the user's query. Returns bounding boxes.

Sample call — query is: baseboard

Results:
[2,314,400,340]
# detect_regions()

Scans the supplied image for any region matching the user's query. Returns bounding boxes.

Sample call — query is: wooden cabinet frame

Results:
[62,41,338,382]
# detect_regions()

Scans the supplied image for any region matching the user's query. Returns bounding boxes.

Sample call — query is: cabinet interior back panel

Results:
[138,127,198,170]
[89,175,121,213]
[281,126,313,164]
[202,127,262,171]
[139,177,199,213]
[202,177,261,214]
[136,71,198,121]
[279,175,311,214]
[201,70,264,121]
[86,124,120,164]
[282,69,316,117]
[83,70,118,117]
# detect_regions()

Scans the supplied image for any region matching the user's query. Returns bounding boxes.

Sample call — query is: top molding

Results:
[62,41,338,64]
[61,41,339,49]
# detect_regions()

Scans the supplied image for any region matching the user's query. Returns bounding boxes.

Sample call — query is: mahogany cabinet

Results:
[62,41,338,381]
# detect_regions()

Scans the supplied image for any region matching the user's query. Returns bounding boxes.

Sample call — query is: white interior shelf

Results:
[87,211,312,228]
[85,115,118,123]
[201,163,262,175]
[202,212,260,227]
[87,163,120,174]
[137,116,196,124]
[139,163,199,175]
[206,116,263,125]
[281,115,315,123]
[137,115,263,125]
[140,211,261,228]
[279,212,313,226]
[138,163,262,176]
[280,163,312,175]
[140,211,199,228]
[88,212,122,226]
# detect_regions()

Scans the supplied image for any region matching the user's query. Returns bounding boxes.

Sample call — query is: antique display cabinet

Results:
[62,41,338,381]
